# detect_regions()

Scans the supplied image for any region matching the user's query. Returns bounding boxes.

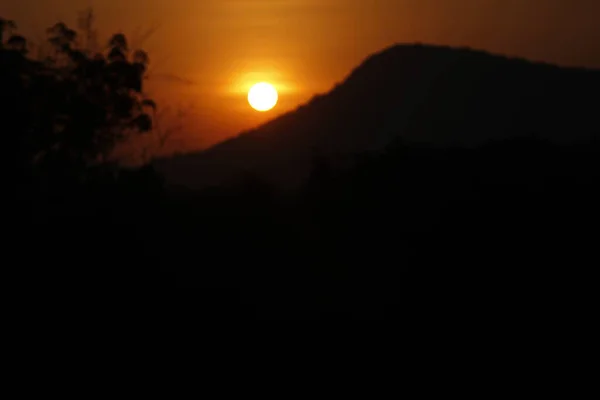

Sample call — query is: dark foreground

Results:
[4,22,597,318]
[13,138,598,319]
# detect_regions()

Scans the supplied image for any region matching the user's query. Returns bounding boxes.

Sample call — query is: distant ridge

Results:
[157,43,600,190]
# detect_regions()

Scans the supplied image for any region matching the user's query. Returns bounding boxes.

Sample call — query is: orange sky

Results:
[2,0,600,155]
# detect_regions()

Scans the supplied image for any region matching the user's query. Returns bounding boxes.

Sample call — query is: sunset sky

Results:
[2,0,600,154]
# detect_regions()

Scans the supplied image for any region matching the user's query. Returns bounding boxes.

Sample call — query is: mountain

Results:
[157,43,600,190]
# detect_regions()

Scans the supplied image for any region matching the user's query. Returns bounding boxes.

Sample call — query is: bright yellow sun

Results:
[248,82,278,112]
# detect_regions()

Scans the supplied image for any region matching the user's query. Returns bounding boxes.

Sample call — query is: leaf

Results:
[132,62,147,77]
[0,18,17,31]
[68,49,86,65]
[141,99,157,112]
[114,94,135,118]
[108,47,126,63]
[47,22,76,50]
[132,114,152,133]
[7,35,27,53]
[47,22,68,34]
[47,23,76,40]
[133,50,149,65]
[108,33,128,51]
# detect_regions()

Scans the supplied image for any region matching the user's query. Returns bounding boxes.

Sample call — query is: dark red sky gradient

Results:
[3,0,600,155]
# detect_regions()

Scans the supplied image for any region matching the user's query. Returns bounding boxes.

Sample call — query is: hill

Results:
[157,43,600,189]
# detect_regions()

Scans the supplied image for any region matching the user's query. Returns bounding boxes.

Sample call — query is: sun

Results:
[248,82,278,112]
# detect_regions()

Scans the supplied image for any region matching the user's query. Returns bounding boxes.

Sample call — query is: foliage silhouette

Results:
[0,18,17,47]
[3,16,163,280]
[2,17,155,177]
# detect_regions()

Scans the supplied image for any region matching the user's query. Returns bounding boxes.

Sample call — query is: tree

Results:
[6,34,27,54]
[0,18,17,47]
[1,17,156,177]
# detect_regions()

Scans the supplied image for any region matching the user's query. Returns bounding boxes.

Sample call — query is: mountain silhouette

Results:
[158,43,600,189]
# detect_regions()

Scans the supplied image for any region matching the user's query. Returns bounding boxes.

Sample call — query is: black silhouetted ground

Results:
[172,138,599,318]
[166,45,599,318]
[4,24,598,319]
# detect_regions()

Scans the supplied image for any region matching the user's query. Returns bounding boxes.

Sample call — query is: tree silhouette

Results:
[1,17,156,177]
[0,18,17,47]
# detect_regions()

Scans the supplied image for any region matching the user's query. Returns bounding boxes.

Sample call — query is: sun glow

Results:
[248,82,278,112]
